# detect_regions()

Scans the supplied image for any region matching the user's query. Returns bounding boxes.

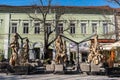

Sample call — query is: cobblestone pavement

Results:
[0,73,120,80]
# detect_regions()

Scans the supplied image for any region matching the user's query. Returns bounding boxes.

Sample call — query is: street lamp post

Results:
[76,43,80,72]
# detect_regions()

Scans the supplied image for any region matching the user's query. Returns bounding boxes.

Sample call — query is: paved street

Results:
[0,73,120,80]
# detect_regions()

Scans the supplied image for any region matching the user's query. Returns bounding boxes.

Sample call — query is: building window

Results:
[58,23,63,33]
[34,23,40,34]
[92,23,97,33]
[81,23,86,34]
[70,23,75,34]
[23,23,29,34]
[45,23,51,34]
[103,23,108,34]
[11,23,17,33]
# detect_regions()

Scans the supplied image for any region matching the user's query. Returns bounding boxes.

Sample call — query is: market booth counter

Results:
[102,42,120,77]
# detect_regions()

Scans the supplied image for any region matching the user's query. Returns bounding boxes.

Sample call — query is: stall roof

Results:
[102,41,120,50]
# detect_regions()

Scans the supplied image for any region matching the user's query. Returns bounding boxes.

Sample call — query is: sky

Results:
[0,0,119,8]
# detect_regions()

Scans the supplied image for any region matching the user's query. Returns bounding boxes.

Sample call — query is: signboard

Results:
[90,39,115,43]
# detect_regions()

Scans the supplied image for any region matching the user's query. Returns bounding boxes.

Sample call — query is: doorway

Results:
[33,48,40,59]
[70,52,76,61]
[81,52,88,62]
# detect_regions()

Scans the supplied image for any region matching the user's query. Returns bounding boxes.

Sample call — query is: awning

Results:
[102,41,120,50]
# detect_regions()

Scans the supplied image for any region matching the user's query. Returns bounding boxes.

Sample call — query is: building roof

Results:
[0,5,115,14]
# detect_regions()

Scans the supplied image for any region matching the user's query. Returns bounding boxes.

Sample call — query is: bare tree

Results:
[28,0,66,59]
[106,0,120,40]
[107,0,120,5]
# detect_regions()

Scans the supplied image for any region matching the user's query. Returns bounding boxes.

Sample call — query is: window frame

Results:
[34,23,40,34]
[103,23,108,34]
[23,23,29,34]
[92,23,97,33]
[70,23,75,34]
[11,23,17,33]
[45,23,51,34]
[58,23,63,33]
[81,23,86,34]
